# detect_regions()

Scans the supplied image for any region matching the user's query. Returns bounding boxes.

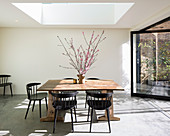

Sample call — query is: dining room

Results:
[0,0,170,136]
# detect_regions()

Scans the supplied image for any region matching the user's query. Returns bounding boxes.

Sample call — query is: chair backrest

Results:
[86,77,100,80]
[26,83,41,99]
[87,92,113,109]
[50,91,78,109]
[0,75,11,84]
[63,78,74,80]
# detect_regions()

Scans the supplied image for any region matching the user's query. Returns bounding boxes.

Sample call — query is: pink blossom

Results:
[85,56,89,61]
[86,66,90,70]
[95,49,99,53]
[94,37,97,41]
[80,68,83,73]
[86,51,89,59]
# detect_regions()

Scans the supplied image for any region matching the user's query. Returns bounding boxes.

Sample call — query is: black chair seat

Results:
[53,100,77,110]
[0,82,12,86]
[87,100,111,110]
[30,93,48,100]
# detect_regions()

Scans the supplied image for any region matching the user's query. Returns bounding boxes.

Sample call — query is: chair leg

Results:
[32,100,35,112]
[87,106,90,121]
[10,84,13,96]
[25,100,31,119]
[85,95,87,108]
[70,108,74,132]
[75,96,77,108]
[106,108,111,133]
[74,107,77,122]
[3,86,6,96]
[45,97,48,110]
[39,100,41,118]
[90,108,93,132]
[53,109,58,133]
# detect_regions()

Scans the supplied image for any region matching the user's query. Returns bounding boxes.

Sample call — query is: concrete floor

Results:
[0,92,170,136]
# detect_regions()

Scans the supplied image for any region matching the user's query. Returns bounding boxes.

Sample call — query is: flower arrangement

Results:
[57,30,106,75]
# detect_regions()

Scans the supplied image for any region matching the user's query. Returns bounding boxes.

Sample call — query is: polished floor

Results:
[136,83,170,96]
[0,92,170,136]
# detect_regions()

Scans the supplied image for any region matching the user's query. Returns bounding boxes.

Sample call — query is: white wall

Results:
[0,28,130,94]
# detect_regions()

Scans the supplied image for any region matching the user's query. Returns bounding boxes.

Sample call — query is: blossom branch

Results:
[59,65,74,69]
[57,30,106,75]
[82,32,89,46]
[57,36,79,72]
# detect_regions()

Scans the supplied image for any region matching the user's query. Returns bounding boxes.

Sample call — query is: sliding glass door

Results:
[131,17,170,100]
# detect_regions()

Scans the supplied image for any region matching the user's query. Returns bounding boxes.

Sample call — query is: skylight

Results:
[12,3,134,25]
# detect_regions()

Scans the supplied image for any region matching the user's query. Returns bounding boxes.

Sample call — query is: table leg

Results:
[40,91,65,122]
[98,90,120,121]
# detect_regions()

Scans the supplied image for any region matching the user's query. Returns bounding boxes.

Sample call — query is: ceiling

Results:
[0,0,170,30]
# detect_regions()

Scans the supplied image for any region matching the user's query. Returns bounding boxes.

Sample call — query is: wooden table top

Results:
[37,79,124,91]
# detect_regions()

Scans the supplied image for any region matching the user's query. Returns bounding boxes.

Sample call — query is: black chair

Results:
[25,83,48,119]
[85,77,101,108]
[50,91,78,133]
[62,78,78,108]
[0,74,13,96]
[86,92,113,133]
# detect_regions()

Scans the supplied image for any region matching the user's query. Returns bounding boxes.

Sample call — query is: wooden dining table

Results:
[37,79,124,122]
